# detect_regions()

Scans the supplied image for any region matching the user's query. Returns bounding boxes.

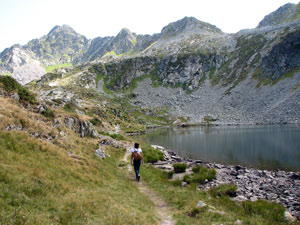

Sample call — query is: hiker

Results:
[131,142,143,181]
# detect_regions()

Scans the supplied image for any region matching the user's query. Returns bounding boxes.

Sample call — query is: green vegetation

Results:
[212,34,265,87]
[209,184,237,198]
[254,66,300,87]
[173,163,187,173]
[133,142,164,163]
[63,102,77,113]
[40,107,55,119]
[141,165,293,225]
[203,115,217,123]
[0,75,36,103]
[183,166,216,184]
[45,63,73,73]
[89,117,102,126]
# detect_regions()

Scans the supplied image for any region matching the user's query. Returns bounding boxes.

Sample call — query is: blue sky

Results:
[0,0,299,52]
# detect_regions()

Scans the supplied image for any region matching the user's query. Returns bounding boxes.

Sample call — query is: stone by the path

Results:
[196,200,207,208]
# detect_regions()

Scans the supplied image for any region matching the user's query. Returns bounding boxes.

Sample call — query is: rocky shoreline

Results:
[151,145,300,220]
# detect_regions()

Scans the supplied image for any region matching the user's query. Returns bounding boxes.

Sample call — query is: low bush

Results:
[63,102,76,112]
[173,163,187,173]
[142,146,164,163]
[184,166,216,184]
[89,117,102,126]
[41,108,55,119]
[209,184,237,198]
[0,75,36,103]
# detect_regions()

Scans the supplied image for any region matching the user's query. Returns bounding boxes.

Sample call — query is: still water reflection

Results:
[145,125,300,171]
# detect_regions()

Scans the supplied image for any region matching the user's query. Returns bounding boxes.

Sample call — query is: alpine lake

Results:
[145,124,300,171]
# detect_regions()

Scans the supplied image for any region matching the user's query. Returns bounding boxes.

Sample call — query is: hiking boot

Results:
[138,175,140,182]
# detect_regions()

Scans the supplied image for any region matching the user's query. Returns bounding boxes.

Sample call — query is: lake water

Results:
[145,125,300,171]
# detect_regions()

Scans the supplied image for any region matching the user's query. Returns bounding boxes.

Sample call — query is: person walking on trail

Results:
[131,143,143,181]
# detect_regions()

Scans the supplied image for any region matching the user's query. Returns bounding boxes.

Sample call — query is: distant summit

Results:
[25,24,89,65]
[161,16,222,38]
[257,2,300,28]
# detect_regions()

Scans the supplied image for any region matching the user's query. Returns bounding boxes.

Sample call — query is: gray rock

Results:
[234,220,243,225]
[11,93,20,101]
[95,149,106,159]
[196,200,207,208]
[181,182,189,187]
[233,195,247,202]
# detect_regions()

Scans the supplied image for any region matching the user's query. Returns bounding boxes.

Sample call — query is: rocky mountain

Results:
[25,24,89,65]
[1,3,300,124]
[258,2,300,28]
[0,45,45,84]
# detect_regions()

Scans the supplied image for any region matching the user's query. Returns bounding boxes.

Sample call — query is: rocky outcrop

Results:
[257,3,300,28]
[260,29,300,80]
[64,117,99,138]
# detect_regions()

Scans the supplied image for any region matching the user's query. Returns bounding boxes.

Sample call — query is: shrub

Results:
[143,146,164,163]
[183,166,216,184]
[173,163,187,173]
[63,102,76,112]
[41,108,55,119]
[192,166,201,173]
[209,184,237,198]
[89,117,102,126]
[166,171,174,179]
[0,75,36,103]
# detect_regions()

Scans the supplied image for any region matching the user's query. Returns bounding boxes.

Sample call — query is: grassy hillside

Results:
[0,130,158,225]
[0,85,160,224]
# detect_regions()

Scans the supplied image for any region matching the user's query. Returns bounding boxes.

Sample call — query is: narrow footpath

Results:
[123,146,175,225]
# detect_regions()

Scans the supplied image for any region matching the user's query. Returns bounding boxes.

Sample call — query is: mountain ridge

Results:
[0,3,300,88]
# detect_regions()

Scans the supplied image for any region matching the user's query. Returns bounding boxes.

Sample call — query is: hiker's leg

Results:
[136,160,141,180]
[133,160,139,179]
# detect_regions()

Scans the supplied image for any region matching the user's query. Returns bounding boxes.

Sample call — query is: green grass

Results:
[45,63,73,73]
[209,184,237,198]
[0,130,158,225]
[183,166,216,184]
[140,165,293,225]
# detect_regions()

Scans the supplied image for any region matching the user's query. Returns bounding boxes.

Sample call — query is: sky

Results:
[0,0,299,52]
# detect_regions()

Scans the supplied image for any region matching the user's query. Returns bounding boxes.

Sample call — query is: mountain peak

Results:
[116,28,135,39]
[161,16,222,38]
[47,24,77,36]
[257,3,300,28]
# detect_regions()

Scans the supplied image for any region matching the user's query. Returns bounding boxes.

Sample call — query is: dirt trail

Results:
[123,146,175,225]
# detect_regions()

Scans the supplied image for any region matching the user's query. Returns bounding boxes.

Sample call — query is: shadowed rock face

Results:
[261,29,300,80]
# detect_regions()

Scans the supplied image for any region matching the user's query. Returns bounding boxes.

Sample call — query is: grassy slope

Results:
[0,95,158,225]
[0,130,158,225]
